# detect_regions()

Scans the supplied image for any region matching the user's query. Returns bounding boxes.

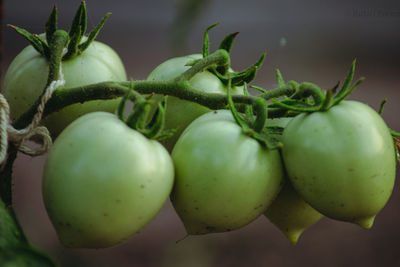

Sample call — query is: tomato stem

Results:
[177,49,230,82]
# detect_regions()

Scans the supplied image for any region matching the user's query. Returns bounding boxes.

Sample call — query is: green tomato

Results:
[3,40,127,136]
[171,110,284,234]
[42,112,174,248]
[265,182,323,244]
[147,54,243,152]
[263,117,323,244]
[282,100,396,229]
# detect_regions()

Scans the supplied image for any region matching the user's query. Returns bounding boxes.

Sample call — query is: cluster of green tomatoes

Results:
[2,3,397,249]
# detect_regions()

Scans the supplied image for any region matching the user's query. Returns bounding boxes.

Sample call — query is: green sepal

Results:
[333,59,356,103]
[78,12,111,52]
[118,89,174,141]
[233,52,266,86]
[227,80,281,149]
[378,99,387,115]
[125,101,151,130]
[275,69,285,87]
[331,59,365,106]
[218,52,266,87]
[45,5,58,44]
[251,85,268,94]
[63,2,110,60]
[141,97,173,140]
[218,32,239,53]
[8,25,49,58]
[63,2,86,59]
[320,82,340,111]
[68,1,87,41]
[64,25,83,60]
[202,23,219,58]
[215,32,239,75]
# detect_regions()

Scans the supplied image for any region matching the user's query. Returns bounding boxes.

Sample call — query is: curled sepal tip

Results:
[227,81,281,149]
[118,88,174,140]
[230,52,266,86]
[214,52,266,87]
[202,23,219,58]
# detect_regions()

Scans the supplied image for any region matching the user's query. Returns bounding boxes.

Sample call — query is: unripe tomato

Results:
[282,100,396,229]
[265,183,323,243]
[2,40,127,136]
[171,110,284,234]
[147,54,243,151]
[42,112,174,248]
[263,117,323,244]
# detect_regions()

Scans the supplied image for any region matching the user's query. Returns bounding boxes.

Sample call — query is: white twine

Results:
[0,62,66,166]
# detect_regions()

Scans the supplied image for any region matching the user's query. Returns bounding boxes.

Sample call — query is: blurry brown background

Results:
[2,0,400,266]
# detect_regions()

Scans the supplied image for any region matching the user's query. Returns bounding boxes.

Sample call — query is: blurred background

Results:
[2,0,400,266]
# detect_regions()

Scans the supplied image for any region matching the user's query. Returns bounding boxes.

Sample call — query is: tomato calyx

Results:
[117,85,175,140]
[266,59,365,115]
[186,24,266,87]
[63,2,110,60]
[227,83,283,149]
[9,1,110,62]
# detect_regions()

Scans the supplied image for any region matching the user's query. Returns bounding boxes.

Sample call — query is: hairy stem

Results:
[13,30,68,130]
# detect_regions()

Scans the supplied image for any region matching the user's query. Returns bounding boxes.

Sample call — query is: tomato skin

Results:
[42,112,174,248]
[263,117,323,244]
[147,54,243,151]
[282,100,396,228]
[171,110,284,234]
[3,40,127,136]
[264,183,323,243]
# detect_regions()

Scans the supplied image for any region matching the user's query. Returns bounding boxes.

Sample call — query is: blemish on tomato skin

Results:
[348,168,355,172]
[103,213,108,217]
[254,204,263,210]
[140,184,145,189]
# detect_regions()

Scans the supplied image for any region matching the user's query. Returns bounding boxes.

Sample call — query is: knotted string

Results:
[0,64,65,167]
